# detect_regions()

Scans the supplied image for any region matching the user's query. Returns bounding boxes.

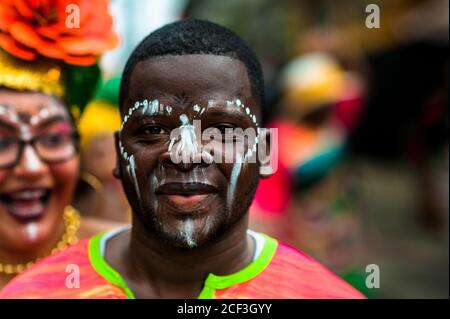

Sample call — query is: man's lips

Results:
[155,183,218,208]
[164,194,209,206]
[156,182,218,195]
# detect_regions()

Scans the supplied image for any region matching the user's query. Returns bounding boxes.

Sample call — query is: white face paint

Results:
[0,103,69,139]
[0,102,72,173]
[179,218,196,248]
[20,124,32,141]
[119,140,141,200]
[120,99,177,132]
[227,152,244,212]
[118,97,266,248]
[119,97,260,204]
[25,222,38,242]
[221,98,259,209]
[169,114,201,164]
[30,102,65,126]
[127,155,140,199]
[226,98,259,127]
[119,99,194,203]
[22,147,42,171]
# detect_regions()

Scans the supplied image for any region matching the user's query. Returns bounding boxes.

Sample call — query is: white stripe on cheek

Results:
[119,140,141,201]
[127,154,140,200]
[227,153,243,212]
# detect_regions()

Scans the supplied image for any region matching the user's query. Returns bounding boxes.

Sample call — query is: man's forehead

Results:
[126,54,253,110]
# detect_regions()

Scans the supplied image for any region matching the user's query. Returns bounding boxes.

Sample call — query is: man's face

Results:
[117,54,262,249]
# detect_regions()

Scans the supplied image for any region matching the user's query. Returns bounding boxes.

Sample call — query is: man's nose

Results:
[159,150,208,171]
[13,145,49,178]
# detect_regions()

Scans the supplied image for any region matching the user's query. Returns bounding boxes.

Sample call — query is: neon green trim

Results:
[88,233,136,299]
[88,231,278,299]
[198,233,278,299]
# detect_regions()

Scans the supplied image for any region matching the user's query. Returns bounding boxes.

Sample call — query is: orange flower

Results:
[0,0,119,65]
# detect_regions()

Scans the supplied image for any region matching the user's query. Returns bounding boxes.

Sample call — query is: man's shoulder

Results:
[0,237,125,299]
[267,239,366,298]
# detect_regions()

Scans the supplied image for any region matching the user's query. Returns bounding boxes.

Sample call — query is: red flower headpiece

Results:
[0,0,119,66]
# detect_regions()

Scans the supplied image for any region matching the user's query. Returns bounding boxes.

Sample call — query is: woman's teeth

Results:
[9,189,47,200]
[0,188,51,221]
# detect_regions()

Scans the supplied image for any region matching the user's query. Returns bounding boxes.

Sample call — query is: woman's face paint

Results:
[25,222,38,242]
[0,90,79,253]
[118,54,262,249]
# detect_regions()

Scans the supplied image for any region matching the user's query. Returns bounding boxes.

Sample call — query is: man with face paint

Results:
[1,20,364,299]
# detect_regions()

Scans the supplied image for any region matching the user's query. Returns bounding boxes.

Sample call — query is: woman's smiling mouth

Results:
[0,188,52,222]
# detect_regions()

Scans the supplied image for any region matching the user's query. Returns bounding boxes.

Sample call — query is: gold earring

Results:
[81,172,104,194]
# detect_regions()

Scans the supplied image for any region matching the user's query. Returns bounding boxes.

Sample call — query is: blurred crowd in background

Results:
[74,0,448,298]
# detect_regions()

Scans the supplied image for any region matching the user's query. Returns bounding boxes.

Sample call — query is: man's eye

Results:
[139,125,166,135]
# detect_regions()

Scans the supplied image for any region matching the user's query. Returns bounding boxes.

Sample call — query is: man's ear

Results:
[112,131,121,179]
[258,127,278,179]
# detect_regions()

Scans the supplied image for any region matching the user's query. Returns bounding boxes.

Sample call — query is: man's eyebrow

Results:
[130,113,159,121]
[203,108,251,121]
[0,119,16,132]
[36,115,70,130]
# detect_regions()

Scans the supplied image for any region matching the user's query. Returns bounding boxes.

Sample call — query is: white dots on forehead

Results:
[223,98,258,127]
[120,97,259,133]
[0,103,67,129]
[0,104,7,114]
[0,104,19,123]
[0,106,13,124]
[120,98,178,132]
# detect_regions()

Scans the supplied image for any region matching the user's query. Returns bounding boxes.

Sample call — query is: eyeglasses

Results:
[0,132,79,169]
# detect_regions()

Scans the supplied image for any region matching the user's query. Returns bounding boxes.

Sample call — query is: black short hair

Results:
[120,19,265,111]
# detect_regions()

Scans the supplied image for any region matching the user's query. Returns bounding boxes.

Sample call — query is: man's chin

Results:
[138,205,236,250]
[163,217,218,249]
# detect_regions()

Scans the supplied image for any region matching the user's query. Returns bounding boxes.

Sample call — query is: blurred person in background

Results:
[347,0,449,298]
[74,76,131,223]
[184,0,448,298]
[249,51,370,296]
[0,0,119,290]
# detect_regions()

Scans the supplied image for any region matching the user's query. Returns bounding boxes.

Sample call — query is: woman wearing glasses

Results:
[0,0,118,289]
